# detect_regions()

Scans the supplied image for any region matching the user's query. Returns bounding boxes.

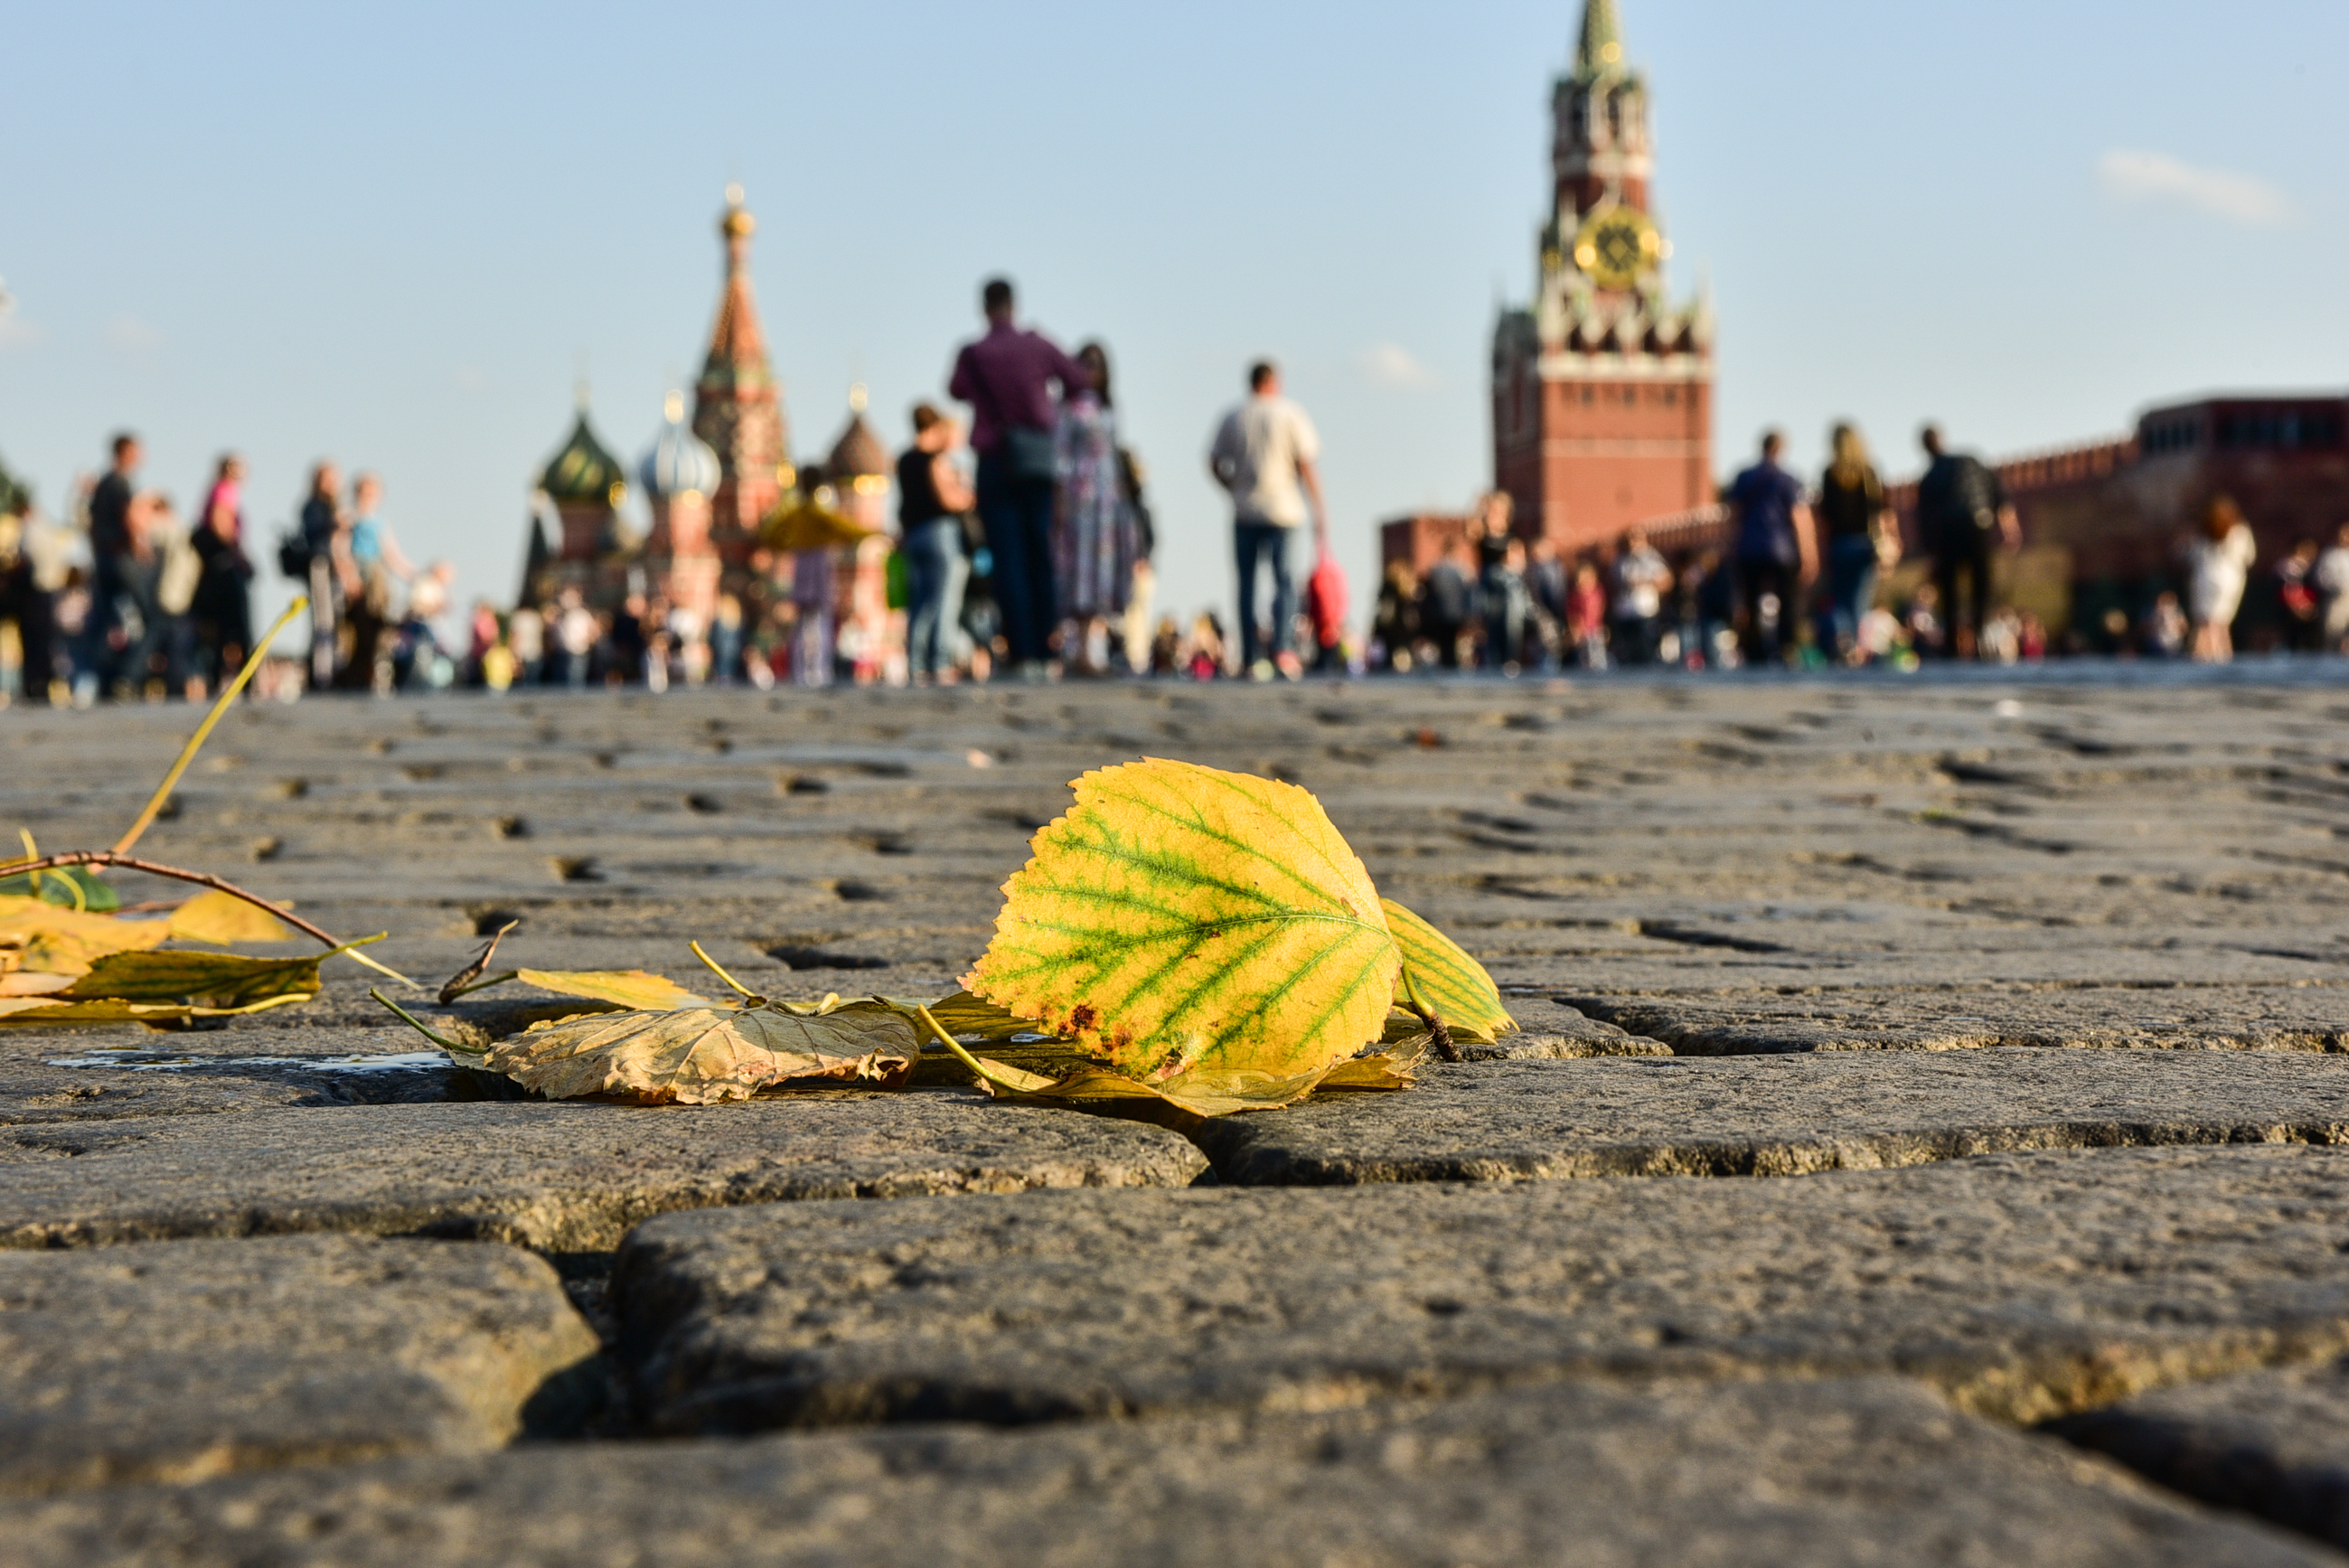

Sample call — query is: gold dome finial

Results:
[663,390,685,423]
[721,183,756,239]
[849,381,869,414]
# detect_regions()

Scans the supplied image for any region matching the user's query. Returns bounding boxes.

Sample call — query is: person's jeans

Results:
[975,452,1056,665]
[306,554,339,690]
[1234,520,1298,669]
[1824,534,1879,656]
[1736,555,1799,666]
[902,517,969,680]
[1934,530,1997,657]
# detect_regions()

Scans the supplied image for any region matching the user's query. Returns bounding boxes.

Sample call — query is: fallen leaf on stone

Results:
[0,992,314,1027]
[954,1051,1409,1126]
[967,757,1400,1083]
[167,888,297,945]
[487,999,916,1104]
[1381,897,1516,1043]
[53,948,332,1009]
[0,972,74,997]
[0,901,170,978]
[516,968,709,1011]
[906,988,1062,1042]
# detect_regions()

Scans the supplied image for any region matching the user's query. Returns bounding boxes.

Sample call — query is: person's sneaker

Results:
[1273,652,1304,681]
[1248,659,1275,682]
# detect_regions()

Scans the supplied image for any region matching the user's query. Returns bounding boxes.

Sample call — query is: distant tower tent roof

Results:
[1575,0,1625,78]
[640,390,723,500]
[540,408,626,505]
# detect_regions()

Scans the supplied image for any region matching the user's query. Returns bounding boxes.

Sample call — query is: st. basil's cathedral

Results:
[519,185,893,680]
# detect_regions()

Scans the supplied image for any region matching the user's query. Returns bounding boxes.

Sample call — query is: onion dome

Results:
[826,386,889,482]
[639,390,722,499]
[0,449,28,520]
[540,401,626,506]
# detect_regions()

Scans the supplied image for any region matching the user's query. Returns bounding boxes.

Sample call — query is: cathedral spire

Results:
[1574,0,1624,80]
[691,183,791,558]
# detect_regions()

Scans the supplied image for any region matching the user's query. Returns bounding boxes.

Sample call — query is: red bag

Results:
[1306,549,1348,650]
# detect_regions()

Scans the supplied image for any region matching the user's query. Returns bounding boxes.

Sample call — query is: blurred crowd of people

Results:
[1365,422,2349,675]
[10,371,2348,707]
[0,432,461,706]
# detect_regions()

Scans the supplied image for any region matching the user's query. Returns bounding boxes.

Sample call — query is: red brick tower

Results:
[692,184,792,573]
[1492,0,1713,553]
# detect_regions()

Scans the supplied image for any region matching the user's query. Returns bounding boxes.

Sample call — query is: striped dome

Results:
[639,393,722,499]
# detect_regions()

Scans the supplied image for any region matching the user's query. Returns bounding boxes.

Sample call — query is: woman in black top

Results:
[899,404,976,682]
[1816,423,1891,662]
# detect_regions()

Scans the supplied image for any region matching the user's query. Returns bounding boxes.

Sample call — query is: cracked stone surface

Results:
[0,1234,597,1497]
[1565,985,2349,1055]
[615,1144,2349,1434]
[0,1097,1207,1252]
[2,1377,2333,1568]
[10,675,2349,1559]
[1190,1049,2349,1184]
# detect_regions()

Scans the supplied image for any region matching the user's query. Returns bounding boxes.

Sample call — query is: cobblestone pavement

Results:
[5,669,2349,1563]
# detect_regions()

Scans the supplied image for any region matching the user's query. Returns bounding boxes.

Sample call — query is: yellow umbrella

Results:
[761,493,875,554]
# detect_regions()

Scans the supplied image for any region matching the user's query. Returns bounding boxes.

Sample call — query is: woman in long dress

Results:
[1051,342,1138,674]
[190,453,254,689]
[2186,493,2257,663]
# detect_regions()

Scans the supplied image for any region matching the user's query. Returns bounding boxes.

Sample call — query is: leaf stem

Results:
[443,970,519,1000]
[909,1001,1030,1095]
[1398,963,1461,1064]
[370,987,488,1060]
[113,596,307,858]
[690,941,758,1000]
[0,850,417,989]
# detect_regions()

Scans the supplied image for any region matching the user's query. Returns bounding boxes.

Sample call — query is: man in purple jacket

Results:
[948,277,1085,677]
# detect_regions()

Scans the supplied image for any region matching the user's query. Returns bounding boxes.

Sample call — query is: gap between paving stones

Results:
[609,1144,2349,1438]
[3,1377,2337,1568]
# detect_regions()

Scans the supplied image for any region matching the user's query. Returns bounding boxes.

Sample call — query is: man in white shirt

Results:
[1208,361,1326,680]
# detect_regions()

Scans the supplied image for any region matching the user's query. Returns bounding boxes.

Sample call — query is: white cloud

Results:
[105,314,162,350]
[2096,148,2293,227]
[1355,342,1441,389]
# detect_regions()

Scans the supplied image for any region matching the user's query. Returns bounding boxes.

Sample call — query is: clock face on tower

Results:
[1571,206,1660,290]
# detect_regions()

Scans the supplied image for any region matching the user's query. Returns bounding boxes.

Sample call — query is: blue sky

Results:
[2,0,2341,634]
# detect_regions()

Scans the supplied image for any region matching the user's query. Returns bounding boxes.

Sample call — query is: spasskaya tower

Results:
[1492,0,1713,551]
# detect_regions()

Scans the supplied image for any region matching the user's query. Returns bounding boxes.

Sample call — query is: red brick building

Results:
[1489,0,1712,556]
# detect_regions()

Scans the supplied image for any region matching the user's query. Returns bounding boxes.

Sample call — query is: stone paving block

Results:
[2,1377,2332,1567]
[1567,984,2349,1053]
[1196,1049,2349,1184]
[0,1234,597,1496]
[0,1095,1207,1253]
[2054,1356,2349,1552]
[615,1144,2349,1434]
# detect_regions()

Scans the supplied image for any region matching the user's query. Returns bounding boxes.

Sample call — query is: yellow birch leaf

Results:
[515,968,709,1011]
[55,949,327,1008]
[168,889,298,945]
[966,758,1400,1082]
[1381,898,1517,1041]
[490,1000,916,1105]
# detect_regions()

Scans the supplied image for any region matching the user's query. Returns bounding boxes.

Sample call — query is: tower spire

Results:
[1574,0,1624,79]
